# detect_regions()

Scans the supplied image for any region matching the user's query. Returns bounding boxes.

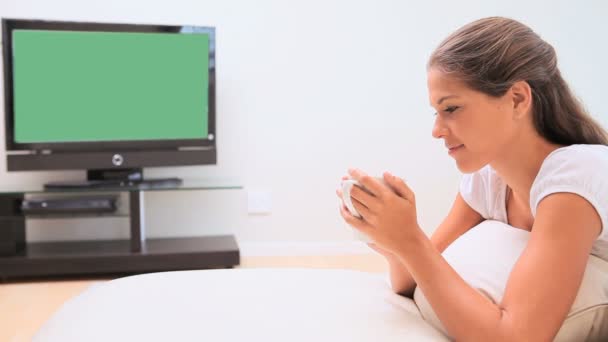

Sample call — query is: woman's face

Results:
[427,68,518,173]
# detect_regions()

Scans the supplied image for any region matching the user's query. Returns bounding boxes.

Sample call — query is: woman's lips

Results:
[448,144,464,154]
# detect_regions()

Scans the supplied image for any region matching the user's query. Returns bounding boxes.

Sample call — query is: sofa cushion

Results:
[414,220,608,341]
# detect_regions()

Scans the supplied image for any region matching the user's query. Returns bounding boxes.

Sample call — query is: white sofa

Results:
[35,268,449,341]
[35,221,608,341]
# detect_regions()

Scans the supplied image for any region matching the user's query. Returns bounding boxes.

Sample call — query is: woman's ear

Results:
[510,80,533,120]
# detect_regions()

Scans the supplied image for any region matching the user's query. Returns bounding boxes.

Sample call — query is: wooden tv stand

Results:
[0,181,241,281]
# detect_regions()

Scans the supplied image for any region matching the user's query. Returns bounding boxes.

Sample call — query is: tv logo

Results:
[112,154,124,166]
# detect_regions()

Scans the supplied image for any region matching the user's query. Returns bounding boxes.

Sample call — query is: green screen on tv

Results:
[12,29,210,143]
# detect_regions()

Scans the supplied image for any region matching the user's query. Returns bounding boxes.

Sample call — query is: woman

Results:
[337,17,608,341]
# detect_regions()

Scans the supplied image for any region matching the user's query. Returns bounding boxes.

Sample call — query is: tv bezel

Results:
[2,18,216,171]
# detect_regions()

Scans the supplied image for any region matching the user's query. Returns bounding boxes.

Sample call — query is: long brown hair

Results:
[428,17,608,146]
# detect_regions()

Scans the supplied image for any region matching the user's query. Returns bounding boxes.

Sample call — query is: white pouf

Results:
[414,220,608,341]
[35,268,448,342]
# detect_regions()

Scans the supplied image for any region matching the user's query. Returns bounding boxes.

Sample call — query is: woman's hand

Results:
[336,168,425,255]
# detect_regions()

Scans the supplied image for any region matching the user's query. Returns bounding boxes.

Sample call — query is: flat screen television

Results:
[2,18,216,188]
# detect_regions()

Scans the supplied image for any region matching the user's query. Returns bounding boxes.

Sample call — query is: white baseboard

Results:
[237,241,373,257]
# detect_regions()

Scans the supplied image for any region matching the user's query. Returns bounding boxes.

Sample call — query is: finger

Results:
[351,196,375,223]
[339,202,372,231]
[383,172,415,202]
[340,204,374,237]
[339,199,360,221]
[348,169,388,199]
[349,184,380,212]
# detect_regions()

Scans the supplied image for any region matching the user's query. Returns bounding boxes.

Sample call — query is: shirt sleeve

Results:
[530,146,608,238]
[459,165,492,219]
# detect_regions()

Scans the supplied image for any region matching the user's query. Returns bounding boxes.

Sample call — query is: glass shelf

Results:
[24,213,131,220]
[0,178,243,195]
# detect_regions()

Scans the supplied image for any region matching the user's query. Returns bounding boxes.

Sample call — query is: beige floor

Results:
[0,253,388,342]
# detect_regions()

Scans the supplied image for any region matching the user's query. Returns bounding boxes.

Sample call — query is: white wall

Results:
[1,0,607,249]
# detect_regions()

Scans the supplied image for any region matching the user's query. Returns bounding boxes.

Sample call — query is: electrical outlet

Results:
[247,190,272,215]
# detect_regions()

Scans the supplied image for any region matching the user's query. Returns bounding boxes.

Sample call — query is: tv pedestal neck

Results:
[0,179,241,281]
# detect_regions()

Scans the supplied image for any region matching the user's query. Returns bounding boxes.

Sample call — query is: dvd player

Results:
[21,195,118,215]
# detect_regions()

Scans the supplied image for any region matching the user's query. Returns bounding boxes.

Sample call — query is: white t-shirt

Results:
[459,144,608,261]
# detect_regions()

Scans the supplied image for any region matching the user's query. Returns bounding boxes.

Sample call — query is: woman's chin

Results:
[455,160,486,174]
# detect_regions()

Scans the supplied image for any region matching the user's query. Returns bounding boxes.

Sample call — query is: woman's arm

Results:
[373,193,484,297]
[368,244,416,297]
[342,170,601,340]
[394,192,601,341]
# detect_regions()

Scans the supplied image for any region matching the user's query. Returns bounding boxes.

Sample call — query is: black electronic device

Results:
[2,18,216,189]
[21,195,118,215]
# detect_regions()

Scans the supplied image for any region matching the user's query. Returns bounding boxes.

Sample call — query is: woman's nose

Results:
[431,116,448,139]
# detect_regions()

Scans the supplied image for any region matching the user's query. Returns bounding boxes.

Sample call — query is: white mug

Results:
[341,176,388,243]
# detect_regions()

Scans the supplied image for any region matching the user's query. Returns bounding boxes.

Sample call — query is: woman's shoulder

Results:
[531,144,608,259]
[531,143,608,219]
[545,144,608,162]
[562,144,608,154]
[538,144,608,177]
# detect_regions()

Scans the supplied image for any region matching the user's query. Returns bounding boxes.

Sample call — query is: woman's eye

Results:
[444,106,459,113]
[433,106,459,116]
